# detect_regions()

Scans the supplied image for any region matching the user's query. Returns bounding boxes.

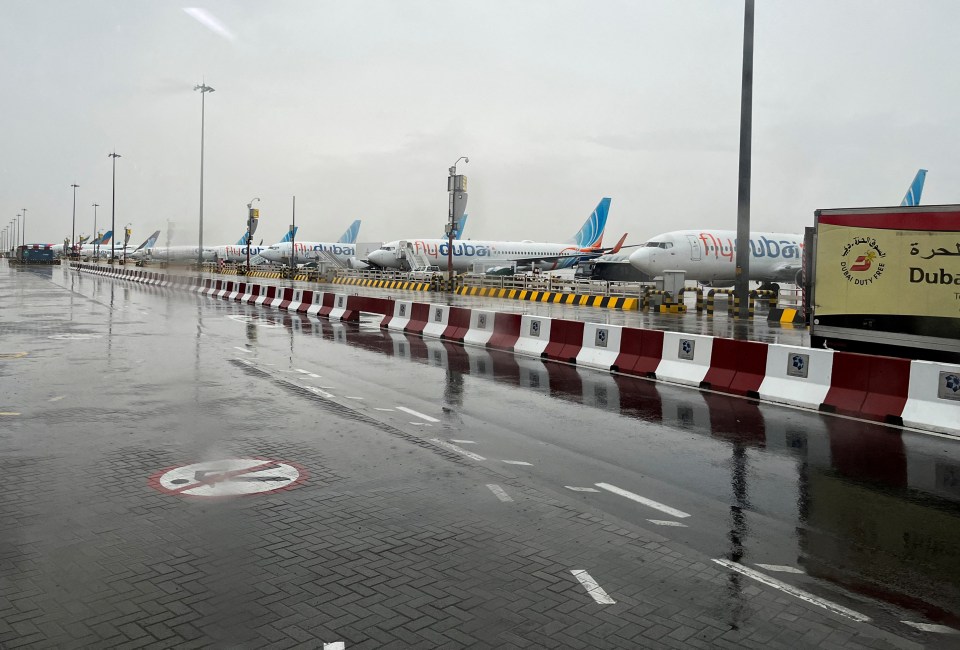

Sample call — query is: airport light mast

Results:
[21,208,27,248]
[734,0,755,321]
[246,197,260,273]
[108,152,121,263]
[194,81,215,266]
[70,184,79,257]
[447,157,468,286]
[92,203,99,258]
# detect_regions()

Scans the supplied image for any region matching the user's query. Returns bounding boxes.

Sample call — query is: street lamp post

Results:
[14,215,20,253]
[21,208,27,247]
[108,152,121,263]
[71,184,79,257]
[92,203,99,258]
[194,82,215,266]
[447,157,468,284]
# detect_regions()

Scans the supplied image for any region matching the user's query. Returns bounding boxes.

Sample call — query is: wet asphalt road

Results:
[2,261,959,648]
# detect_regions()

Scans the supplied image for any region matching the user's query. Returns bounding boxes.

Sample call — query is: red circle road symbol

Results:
[149,458,306,497]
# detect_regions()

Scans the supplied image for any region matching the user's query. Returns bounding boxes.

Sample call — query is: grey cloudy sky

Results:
[3,0,958,247]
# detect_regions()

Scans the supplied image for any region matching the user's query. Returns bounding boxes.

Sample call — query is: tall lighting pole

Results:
[734,0,755,321]
[21,208,27,247]
[71,184,80,257]
[15,214,20,251]
[92,203,99,258]
[109,152,121,262]
[447,156,468,284]
[194,82,215,266]
[246,197,260,273]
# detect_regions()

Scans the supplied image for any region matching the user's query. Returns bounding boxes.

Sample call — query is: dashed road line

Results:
[0,412,21,416]
[233,346,252,354]
[374,408,394,412]
[430,439,486,461]
[756,563,804,574]
[648,519,688,527]
[450,439,476,444]
[712,559,870,623]
[0,352,29,359]
[502,460,533,466]
[409,422,433,427]
[570,570,616,605]
[595,483,691,519]
[48,395,66,402]
[397,406,440,423]
[345,396,363,400]
[901,622,957,633]
[324,643,346,650]
[566,486,600,492]
[486,484,514,502]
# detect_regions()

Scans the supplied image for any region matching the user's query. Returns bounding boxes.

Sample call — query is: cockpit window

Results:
[645,241,673,249]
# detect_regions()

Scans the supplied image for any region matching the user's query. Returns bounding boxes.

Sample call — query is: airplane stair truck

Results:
[398,241,433,272]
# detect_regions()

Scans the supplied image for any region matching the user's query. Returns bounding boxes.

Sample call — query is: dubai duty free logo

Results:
[839,236,886,286]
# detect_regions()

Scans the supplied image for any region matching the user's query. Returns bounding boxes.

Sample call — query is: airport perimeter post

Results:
[447,157,468,288]
[70,184,79,257]
[734,0,754,322]
[194,82,215,266]
[108,152,121,263]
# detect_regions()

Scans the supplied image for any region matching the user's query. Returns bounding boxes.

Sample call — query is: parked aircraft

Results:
[259,220,362,266]
[627,170,928,285]
[209,227,298,262]
[367,198,616,272]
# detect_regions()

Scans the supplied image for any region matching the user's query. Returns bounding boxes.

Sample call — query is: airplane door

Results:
[686,235,702,261]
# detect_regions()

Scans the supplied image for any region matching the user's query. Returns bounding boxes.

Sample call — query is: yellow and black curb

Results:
[333,277,432,291]
[767,307,806,325]
[456,286,639,310]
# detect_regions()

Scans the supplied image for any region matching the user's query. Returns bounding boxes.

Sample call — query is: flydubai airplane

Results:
[367,198,619,273]
[627,169,928,285]
[209,226,298,263]
[259,220,362,266]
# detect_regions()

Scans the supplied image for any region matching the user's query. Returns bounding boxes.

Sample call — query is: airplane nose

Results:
[368,250,386,266]
[627,248,647,270]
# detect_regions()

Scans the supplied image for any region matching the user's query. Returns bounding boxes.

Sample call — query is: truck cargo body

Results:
[810,205,960,362]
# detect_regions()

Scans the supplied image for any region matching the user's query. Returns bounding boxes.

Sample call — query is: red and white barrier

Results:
[542,318,584,364]
[243,283,260,303]
[486,312,522,352]
[462,310,497,348]
[655,332,714,387]
[384,300,413,331]
[758,345,835,410]
[900,361,960,434]
[442,307,472,342]
[820,352,910,423]
[296,290,313,313]
[421,304,450,339]
[306,291,325,317]
[700,338,769,397]
[276,287,296,310]
[577,323,624,371]
[215,281,233,299]
[256,285,278,307]
[228,282,245,301]
[514,315,552,358]
[612,327,663,377]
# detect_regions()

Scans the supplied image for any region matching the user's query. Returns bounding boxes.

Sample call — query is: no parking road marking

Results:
[149,458,305,497]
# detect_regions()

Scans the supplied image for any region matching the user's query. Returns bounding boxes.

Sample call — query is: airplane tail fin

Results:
[134,230,161,252]
[98,230,114,245]
[566,198,611,248]
[900,169,927,206]
[236,233,248,245]
[337,220,361,244]
[278,226,299,243]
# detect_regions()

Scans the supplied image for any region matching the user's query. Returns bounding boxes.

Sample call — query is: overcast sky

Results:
[2,0,958,248]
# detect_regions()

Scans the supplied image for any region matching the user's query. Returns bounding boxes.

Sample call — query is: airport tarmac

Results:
[1,261,956,648]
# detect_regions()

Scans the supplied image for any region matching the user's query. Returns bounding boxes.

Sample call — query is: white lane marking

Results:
[570,570,616,605]
[756,563,805,574]
[648,519,688,527]
[566,486,600,492]
[396,406,440,423]
[0,412,21,416]
[486,484,514,502]
[48,395,66,402]
[294,368,310,374]
[324,643,346,650]
[901,622,958,634]
[374,408,394,412]
[430,439,486,461]
[450,439,476,444]
[409,422,433,427]
[233,347,252,354]
[345,396,363,400]
[595,483,691,519]
[308,373,321,378]
[502,460,533,466]
[305,386,335,399]
[711,559,870,622]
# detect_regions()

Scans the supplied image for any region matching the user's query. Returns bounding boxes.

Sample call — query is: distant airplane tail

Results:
[97,230,114,245]
[235,233,248,245]
[900,169,927,206]
[337,220,361,244]
[567,198,611,249]
[134,230,161,252]
[279,226,299,243]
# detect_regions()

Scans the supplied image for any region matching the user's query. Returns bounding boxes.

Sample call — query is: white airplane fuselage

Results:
[368,239,587,272]
[260,241,357,265]
[627,230,804,284]
[211,244,265,262]
[136,246,214,262]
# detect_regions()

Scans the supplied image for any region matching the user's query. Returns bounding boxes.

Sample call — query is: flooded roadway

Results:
[2,262,958,647]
